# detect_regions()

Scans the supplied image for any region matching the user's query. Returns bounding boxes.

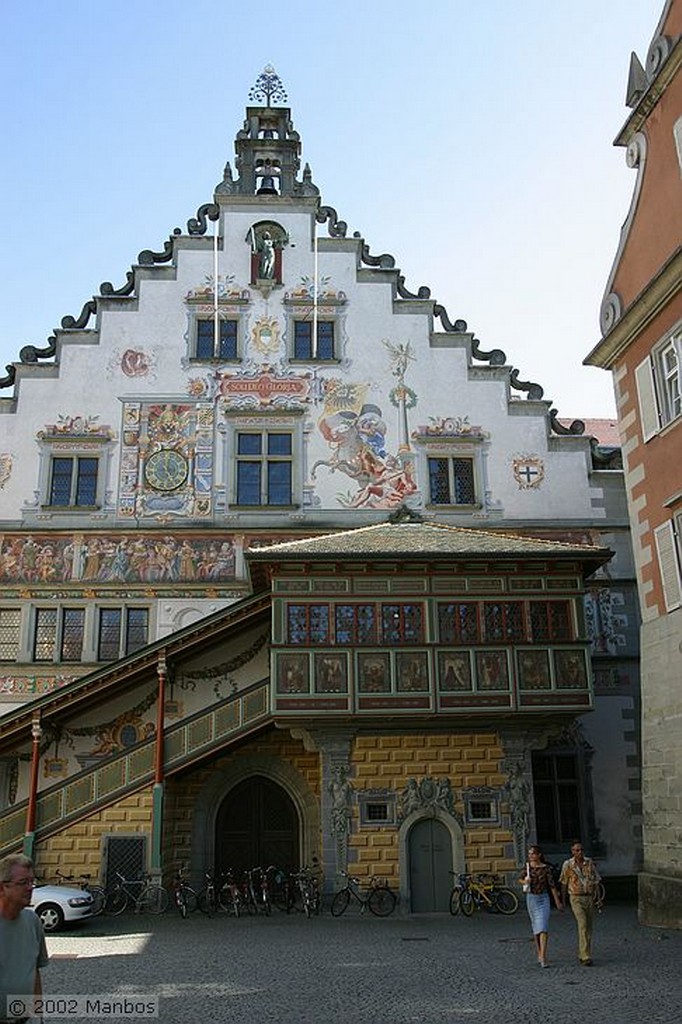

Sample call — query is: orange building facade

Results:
[585,0,682,927]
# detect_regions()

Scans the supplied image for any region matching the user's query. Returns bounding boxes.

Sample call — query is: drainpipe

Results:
[151,651,167,877]
[23,714,42,859]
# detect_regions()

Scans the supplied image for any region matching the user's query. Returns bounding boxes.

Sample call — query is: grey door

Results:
[408,818,452,912]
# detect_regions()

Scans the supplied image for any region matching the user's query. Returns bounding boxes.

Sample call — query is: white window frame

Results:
[636,329,682,441]
[225,412,303,511]
[653,519,682,612]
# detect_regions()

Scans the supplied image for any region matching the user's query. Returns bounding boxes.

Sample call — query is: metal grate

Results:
[102,835,146,887]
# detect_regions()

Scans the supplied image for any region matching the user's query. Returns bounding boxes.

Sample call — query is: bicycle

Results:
[55,869,107,916]
[456,873,519,916]
[105,871,169,916]
[217,868,243,916]
[330,871,397,917]
[294,865,322,918]
[245,866,272,915]
[171,867,198,918]
[197,870,217,917]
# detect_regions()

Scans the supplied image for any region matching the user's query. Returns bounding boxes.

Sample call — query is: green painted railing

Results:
[0,680,270,854]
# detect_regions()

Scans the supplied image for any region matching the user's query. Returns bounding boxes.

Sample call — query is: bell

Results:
[257,175,278,195]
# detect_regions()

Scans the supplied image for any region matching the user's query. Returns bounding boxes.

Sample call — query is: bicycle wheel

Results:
[105,889,128,916]
[449,887,462,916]
[368,886,396,917]
[139,884,169,915]
[593,881,606,910]
[198,887,216,918]
[460,890,474,917]
[175,888,188,919]
[88,886,107,916]
[331,889,350,917]
[181,886,198,915]
[494,888,519,915]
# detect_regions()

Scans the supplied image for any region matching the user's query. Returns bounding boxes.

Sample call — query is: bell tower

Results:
[216,65,319,199]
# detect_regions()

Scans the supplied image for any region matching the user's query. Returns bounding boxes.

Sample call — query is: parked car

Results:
[30,884,94,932]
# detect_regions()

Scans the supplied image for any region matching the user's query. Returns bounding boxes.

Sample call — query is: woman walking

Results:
[519,845,563,967]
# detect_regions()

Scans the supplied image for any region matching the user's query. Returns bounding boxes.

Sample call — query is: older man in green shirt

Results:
[0,854,49,1024]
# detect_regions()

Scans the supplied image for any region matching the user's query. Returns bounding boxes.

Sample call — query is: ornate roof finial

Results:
[249,64,288,108]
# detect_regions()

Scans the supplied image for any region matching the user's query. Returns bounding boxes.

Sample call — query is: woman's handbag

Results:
[522,863,531,894]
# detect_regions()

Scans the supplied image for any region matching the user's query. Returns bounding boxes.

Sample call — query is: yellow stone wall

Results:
[34,787,154,883]
[350,732,515,885]
[163,730,320,876]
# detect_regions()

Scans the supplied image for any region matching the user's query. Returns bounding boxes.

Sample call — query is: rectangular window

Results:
[98,608,149,661]
[287,604,330,645]
[529,601,572,642]
[428,456,476,505]
[33,608,85,662]
[483,602,525,642]
[532,752,582,846]
[636,332,682,439]
[658,337,681,425]
[236,431,292,506]
[195,318,238,360]
[0,609,21,661]
[49,457,98,507]
[438,602,480,643]
[381,604,423,644]
[293,321,335,360]
[335,604,378,645]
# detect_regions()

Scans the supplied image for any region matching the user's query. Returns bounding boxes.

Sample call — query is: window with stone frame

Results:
[194,317,239,361]
[97,607,149,661]
[292,320,335,361]
[635,328,682,439]
[532,750,584,846]
[33,607,85,662]
[0,609,21,661]
[235,429,293,506]
[427,455,476,505]
[48,455,99,508]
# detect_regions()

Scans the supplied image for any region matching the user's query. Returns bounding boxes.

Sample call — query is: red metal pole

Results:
[154,652,166,785]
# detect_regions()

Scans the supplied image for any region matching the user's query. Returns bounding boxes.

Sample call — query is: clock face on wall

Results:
[144,449,189,491]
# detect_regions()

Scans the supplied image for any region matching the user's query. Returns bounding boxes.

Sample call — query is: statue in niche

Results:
[248,223,288,288]
[258,231,276,279]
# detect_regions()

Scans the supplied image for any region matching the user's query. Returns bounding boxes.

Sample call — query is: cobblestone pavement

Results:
[41,902,681,1024]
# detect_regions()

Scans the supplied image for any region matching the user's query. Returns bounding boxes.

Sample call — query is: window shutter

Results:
[653,521,682,612]
[635,356,660,441]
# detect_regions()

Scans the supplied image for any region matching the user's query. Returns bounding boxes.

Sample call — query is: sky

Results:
[0,0,666,419]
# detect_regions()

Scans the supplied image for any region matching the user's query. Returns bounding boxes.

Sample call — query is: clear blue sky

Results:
[0,0,665,417]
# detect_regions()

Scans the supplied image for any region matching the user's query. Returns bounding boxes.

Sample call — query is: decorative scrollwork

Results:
[187,204,219,236]
[600,291,622,335]
[19,336,57,364]
[396,275,431,300]
[432,304,468,334]
[316,206,347,238]
[100,271,136,297]
[61,300,97,331]
[0,364,16,389]
[360,243,395,269]
[646,35,672,80]
[549,408,585,436]
[509,368,544,401]
[471,336,507,367]
[138,230,182,266]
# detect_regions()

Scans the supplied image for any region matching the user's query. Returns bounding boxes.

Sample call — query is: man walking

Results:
[0,854,48,1023]
[560,839,601,966]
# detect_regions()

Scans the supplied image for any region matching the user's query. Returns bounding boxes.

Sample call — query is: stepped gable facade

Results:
[0,68,640,905]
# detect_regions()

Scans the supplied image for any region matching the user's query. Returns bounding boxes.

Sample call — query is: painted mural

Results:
[0,533,236,584]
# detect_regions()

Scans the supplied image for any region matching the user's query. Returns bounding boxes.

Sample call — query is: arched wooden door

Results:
[408,818,452,912]
[215,775,299,873]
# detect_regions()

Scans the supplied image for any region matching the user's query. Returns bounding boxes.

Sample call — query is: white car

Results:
[30,884,94,932]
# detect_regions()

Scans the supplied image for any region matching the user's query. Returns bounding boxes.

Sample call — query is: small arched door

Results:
[215,775,299,873]
[408,818,453,912]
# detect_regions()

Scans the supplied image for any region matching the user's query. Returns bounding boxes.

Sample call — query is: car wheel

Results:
[35,902,65,932]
